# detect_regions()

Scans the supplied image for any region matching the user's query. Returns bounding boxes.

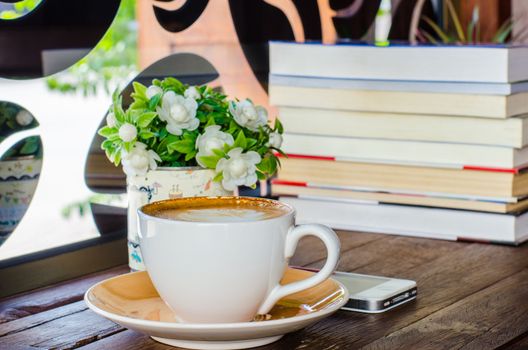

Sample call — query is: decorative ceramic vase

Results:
[127,167,232,270]
[0,156,42,246]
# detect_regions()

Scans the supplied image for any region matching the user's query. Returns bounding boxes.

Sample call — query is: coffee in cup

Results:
[144,196,289,222]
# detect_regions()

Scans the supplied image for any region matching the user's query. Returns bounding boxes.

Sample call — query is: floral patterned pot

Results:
[0,156,42,246]
[127,167,232,270]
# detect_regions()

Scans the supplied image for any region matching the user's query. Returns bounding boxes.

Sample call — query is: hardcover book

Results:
[270,85,528,119]
[278,107,528,148]
[276,155,528,200]
[282,196,528,245]
[270,42,528,83]
[282,134,528,169]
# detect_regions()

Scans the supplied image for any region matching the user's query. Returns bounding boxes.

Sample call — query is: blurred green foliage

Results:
[417,0,514,44]
[0,102,42,159]
[0,0,41,20]
[1,0,138,96]
[46,0,138,96]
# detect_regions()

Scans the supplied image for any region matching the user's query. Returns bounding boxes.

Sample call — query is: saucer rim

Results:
[84,269,349,330]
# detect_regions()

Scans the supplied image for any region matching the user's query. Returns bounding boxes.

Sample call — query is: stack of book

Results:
[269,42,528,245]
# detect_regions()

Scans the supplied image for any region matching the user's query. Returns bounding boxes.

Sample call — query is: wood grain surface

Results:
[0,231,527,350]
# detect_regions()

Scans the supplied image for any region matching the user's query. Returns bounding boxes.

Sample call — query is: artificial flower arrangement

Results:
[98,77,285,191]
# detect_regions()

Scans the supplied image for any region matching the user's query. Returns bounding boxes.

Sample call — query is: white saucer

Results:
[84,268,349,349]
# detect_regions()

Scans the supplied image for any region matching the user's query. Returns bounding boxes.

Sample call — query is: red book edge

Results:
[271,179,307,187]
[275,153,335,161]
[274,152,521,174]
[271,180,451,199]
[462,165,519,174]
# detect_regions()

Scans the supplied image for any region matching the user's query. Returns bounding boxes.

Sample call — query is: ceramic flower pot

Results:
[127,167,232,270]
[0,156,42,246]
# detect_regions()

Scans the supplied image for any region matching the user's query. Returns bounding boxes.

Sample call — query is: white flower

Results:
[184,86,201,100]
[119,123,137,142]
[216,148,261,191]
[267,132,283,149]
[106,112,117,128]
[229,99,268,132]
[121,142,161,177]
[146,85,163,100]
[156,91,199,136]
[196,125,234,168]
[15,110,33,126]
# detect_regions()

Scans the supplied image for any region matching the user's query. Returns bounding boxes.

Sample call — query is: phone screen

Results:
[334,273,388,294]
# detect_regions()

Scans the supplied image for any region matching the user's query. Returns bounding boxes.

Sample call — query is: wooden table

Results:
[1,231,528,349]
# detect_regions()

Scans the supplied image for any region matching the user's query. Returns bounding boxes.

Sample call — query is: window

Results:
[1,0,463,293]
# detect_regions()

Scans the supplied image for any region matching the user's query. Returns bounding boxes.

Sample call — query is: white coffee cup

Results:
[137,196,340,323]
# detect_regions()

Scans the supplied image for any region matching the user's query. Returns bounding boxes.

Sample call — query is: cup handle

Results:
[256,224,340,315]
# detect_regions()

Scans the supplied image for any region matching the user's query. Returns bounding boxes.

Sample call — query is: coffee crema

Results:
[141,197,291,223]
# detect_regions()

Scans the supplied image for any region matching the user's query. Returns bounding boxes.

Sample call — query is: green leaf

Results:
[274,118,284,134]
[131,92,147,102]
[445,0,466,42]
[246,138,258,149]
[233,130,247,149]
[124,110,134,124]
[182,131,198,142]
[226,123,239,135]
[197,155,221,169]
[129,100,147,110]
[273,147,288,158]
[113,148,122,166]
[205,115,216,127]
[257,145,269,155]
[107,146,121,165]
[161,77,185,92]
[156,135,170,152]
[256,155,278,177]
[133,81,147,96]
[98,126,117,137]
[268,155,278,175]
[132,82,148,103]
[195,111,207,123]
[148,94,162,110]
[101,139,114,150]
[493,18,513,43]
[185,150,197,161]
[212,148,226,158]
[137,112,158,128]
[256,171,266,180]
[105,149,114,163]
[213,172,223,182]
[19,137,39,155]
[123,142,133,153]
[257,156,271,174]
[112,94,126,124]
[108,134,121,142]
[159,128,168,139]
[139,131,156,139]
[168,139,195,154]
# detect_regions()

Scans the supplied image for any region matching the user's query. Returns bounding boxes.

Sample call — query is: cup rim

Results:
[137,196,295,225]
